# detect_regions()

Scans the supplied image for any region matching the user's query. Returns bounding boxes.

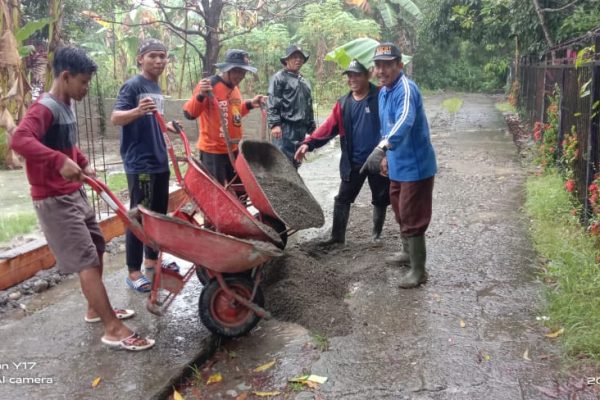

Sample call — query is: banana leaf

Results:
[324,37,412,69]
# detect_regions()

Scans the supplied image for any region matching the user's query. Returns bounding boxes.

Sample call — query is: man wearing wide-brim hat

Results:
[183,49,264,185]
[267,44,315,167]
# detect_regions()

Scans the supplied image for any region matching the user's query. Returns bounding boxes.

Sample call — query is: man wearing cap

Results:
[183,49,264,184]
[361,42,437,288]
[111,38,178,293]
[268,44,316,167]
[294,59,389,246]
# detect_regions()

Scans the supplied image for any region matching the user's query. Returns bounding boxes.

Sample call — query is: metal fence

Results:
[518,32,600,217]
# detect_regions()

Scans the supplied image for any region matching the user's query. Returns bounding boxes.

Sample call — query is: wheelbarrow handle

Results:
[169,119,192,159]
[153,111,186,186]
[83,175,147,243]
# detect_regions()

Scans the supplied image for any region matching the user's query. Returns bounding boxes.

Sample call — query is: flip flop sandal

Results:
[84,308,136,323]
[125,276,151,293]
[101,332,155,351]
[161,261,180,273]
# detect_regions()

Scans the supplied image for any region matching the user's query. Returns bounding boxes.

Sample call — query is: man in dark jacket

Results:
[295,59,390,245]
[268,44,316,167]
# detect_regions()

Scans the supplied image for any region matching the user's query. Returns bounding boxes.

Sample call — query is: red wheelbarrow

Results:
[84,176,283,338]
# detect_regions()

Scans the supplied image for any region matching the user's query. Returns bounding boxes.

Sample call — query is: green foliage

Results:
[413,40,507,92]
[232,0,380,105]
[325,37,413,70]
[297,0,380,54]
[225,23,292,94]
[15,18,52,43]
[525,172,600,362]
[556,0,600,43]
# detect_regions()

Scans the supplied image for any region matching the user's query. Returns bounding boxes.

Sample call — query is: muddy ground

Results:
[177,93,600,400]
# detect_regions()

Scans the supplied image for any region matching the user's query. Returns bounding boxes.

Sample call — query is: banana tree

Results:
[347,0,421,28]
[345,0,422,63]
[325,37,412,69]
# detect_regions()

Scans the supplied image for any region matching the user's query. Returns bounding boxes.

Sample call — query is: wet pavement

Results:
[178,93,600,399]
[0,254,218,400]
[1,93,598,400]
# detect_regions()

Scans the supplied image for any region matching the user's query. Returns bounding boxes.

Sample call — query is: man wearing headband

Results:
[294,59,390,246]
[183,49,264,185]
[111,38,178,293]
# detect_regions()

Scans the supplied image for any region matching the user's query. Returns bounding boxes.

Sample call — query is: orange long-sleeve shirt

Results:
[183,76,251,154]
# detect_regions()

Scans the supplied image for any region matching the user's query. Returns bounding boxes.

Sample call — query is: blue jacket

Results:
[379,73,437,182]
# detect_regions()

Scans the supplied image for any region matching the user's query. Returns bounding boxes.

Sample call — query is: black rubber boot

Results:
[398,235,428,288]
[320,202,351,246]
[371,205,387,242]
[384,236,410,266]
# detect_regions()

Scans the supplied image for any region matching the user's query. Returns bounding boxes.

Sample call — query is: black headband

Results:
[138,39,167,56]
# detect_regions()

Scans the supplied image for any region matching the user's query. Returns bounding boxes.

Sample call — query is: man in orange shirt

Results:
[183,49,264,185]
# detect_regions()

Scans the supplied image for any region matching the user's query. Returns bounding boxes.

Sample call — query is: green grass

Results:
[187,364,204,385]
[0,212,38,243]
[287,382,305,392]
[441,97,464,113]
[311,332,330,352]
[0,128,7,167]
[495,102,516,113]
[525,171,600,362]
[106,172,128,193]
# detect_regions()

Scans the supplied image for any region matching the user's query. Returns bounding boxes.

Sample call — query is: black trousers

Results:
[125,171,170,271]
[335,165,390,207]
[200,151,236,186]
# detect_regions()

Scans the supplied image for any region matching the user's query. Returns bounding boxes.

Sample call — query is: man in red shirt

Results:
[10,47,154,351]
[183,49,264,185]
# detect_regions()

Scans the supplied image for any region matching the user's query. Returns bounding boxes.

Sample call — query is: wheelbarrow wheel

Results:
[199,275,264,338]
[195,265,252,286]
[194,264,210,285]
[257,214,287,249]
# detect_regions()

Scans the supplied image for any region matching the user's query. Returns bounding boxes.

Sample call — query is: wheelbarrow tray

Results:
[235,140,324,230]
[138,205,282,273]
[183,158,282,245]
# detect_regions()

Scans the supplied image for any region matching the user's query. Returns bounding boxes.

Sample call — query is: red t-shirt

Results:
[10,94,88,200]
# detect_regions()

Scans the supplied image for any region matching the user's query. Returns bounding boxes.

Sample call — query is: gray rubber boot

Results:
[384,236,410,266]
[371,205,387,242]
[398,235,427,288]
[320,202,351,246]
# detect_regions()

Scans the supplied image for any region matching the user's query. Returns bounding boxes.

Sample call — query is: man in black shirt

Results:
[295,60,391,246]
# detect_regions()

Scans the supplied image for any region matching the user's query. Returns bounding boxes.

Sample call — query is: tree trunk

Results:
[397,24,415,76]
[531,0,554,57]
[46,0,63,87]
[201,0,224,76]
[177,11,188,98]
[0,0,24,168]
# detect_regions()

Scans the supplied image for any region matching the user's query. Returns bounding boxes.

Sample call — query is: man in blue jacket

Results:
[361,43,437,288]
[295,60,389,245]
